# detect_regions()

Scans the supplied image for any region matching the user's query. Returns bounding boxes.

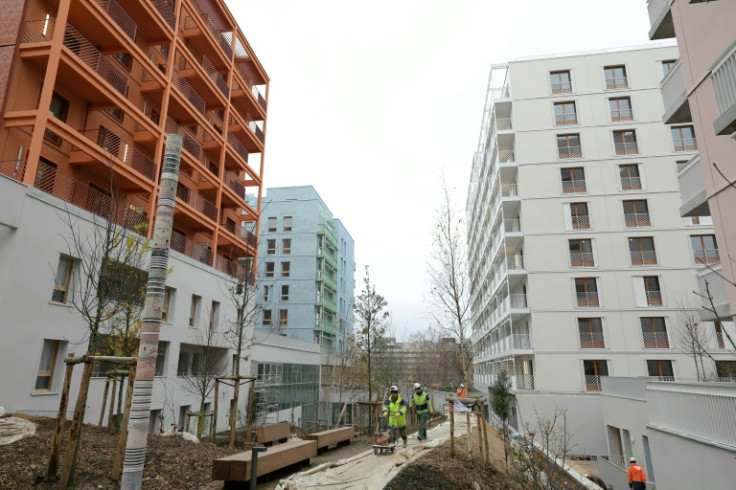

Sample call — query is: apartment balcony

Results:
[176,51,228,108]
[624,212,651,227]
[13,159,147,232]
[576,292,600,307]
[501,184,518,198]
[673,137,698,152]
[643,331,670,349]
[620,176,642,191]
[506,254,525,271]
[171,69,206,117]
[511,374,534,391]
[694,248,720,264]
[503,218,521,234]
[661,61,691,124]
[175,183,217,225]
[181,1,233,70]
[614,141,639,155]
[170,231,212,265]
[562,179,586,193]
[677,155,709,217]
[647,0,675,40]
[316,292,337,313]
[630,250,658,266]
[214,254,243,279]
[555,113,578,126]
[72,128,156,182]
[558,145,582,159]
[610,109,634,122]
[315,317,337,336]
[510,293,528,310]
[231,75,268,121]
[317,269,337,291]
[498,149,515,164]
[570,252,595,268]
[227,112,265,153]
[712,44,736,135]
[585,375,604,392]
[571,214,590,229]
[697,265,731,321]
[318,246,338,270]
[646,290,663,306]
[226,131,249,166]
[579,332,605,349]
[165,117,202,163]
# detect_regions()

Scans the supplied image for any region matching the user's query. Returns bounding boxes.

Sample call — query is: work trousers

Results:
[417,412,429,439]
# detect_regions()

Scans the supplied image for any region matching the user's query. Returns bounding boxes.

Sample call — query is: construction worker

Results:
[410,383,433,441]
[382,385,408,447]
[627,457,646,490]
[456,383,467,398]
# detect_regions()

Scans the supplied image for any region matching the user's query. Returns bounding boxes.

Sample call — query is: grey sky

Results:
[225,0,655,336]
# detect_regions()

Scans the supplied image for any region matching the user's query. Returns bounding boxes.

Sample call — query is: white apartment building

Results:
[467,44,736,454]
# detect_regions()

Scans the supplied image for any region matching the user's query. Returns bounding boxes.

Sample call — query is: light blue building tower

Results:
[257,186,355,354]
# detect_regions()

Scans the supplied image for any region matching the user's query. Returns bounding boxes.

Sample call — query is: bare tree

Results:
[354,266,390,402]
[427,176,472,387]
[673,299,717,380]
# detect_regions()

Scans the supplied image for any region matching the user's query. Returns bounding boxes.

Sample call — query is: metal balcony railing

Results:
[251,84,267,111]
[504,218,521,233]
[77,129,155,180]
[570,252,595,267]
[245,113,265,144]
[562,180,586,193]
[579,332,605,348]
[693,249,720,264]
[176,184,217,221]
[620,176,642,190]
[646,290,663,306]
[501,184,518,197]
[605,77,629,89]
[510,293,527,308]
[498,149,515,163]
[625,212,651,227]
[585,375,603,392]
[60,23,129,97]
[615,142,639,155]
[642,331,670,348]
[0,159,27,182]
[170,232,211,265]
[150,0,176,29]
[674,138,698,151]
[215,254,241,278]
[165,117,201,161]
[576,292,600,307]
[33,160,147,232]
[551,82,572,94]
[225,170,244,198]
[571,215,590,229]
[558,145,582,159]
[97,0,137,41]
[200,54,229,98]
[172,70,206,115]
[630,250,658,265]
[712,45,736,132]
[512,374,535,391]
[227,131,249,163]
[506,255,524,270]
[20,17,55,43]
[610,109,634,122]
[555,113,577,125]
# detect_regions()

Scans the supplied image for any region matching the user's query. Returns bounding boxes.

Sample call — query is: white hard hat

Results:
[460,383,464,387]
[413,383,421,389]
[629,457,636,463]
[390,385,398,392]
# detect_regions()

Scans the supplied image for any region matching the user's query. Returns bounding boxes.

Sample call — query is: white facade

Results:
[468,45,736,455]
[0,175,320,434]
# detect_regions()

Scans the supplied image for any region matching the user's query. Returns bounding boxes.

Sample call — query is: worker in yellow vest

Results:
[410,383,433,441]
[382,385,408,447]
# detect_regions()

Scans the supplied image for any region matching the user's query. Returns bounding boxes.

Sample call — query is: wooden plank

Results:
[211,440,317,482]
[256,420,290,444]
[306,427,354,448]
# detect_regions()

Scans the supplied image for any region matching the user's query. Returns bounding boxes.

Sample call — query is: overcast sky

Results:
[225,0,656,336]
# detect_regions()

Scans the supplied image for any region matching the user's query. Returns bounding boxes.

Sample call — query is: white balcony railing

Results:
[712,44,736,125]
[630,250,657,265]
[570,252,595,267]
[625,212,651,227]
[579,332,605,348]
[661,60,685,113]
[512,334,531,349]
[614,142,639,155]
[510,293,528,309]
[678,155,706,208]
[698,266,729,315]
[496,118,513,130]
[562,180,586,193]
[643,331,670,348]
[498,149,515,163]
[512,375,535,391]
[646,290,663,306]
[694,249,720,264]
[620,176,642,190]
[576,291,600,307]
[504,218,521,233]
[571,215,590,229]
[501,184,518,197]
[585,375,604,391]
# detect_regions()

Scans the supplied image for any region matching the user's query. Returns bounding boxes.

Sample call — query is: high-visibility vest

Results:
[382,395,407,427]
[627,463,646,483]
[411,391,433,414]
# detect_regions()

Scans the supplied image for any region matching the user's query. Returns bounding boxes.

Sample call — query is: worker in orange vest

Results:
[627,457,646,490]
[455,383,467,398]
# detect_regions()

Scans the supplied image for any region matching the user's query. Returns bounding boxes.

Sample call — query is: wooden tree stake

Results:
[229,377,240,447]
[449,403,455,458]
[99,377,111,427]
[112,365,136,481]
[211,379,219,442]
[47,353,74,480]
[59,360,93,489]
[108,374,118,432]
[246,379,256,442]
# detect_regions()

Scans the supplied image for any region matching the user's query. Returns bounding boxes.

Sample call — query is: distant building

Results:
[467,44,736,455]
[257,186,355,354]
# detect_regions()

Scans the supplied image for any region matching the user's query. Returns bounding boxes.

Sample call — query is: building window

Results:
[691,235,719,263]
[265,262,274,277]
[263,285,270,302]
[281,262,290,277]
[640,318,669,348]
[619,164,642,190]
[51,255,74,303]
[550,70,572,94]
[554,101,577,125]
[671,125,697,151]
[209,300,220,330]
[623,200,650,227]
[575,278,599,307]
[155,342,168,376]
[267,217,277,232]
[283,216,293,231]
[584,360,608,391]
[569,202,590,229]
[609,97,633,122]
[604,65,628,89]
[662,59,677,77]
[716,360,736,379]
[35,340,60,391]
[569,239,594,267]
[262,309,272,326]
[281,285,289,301]
[161,287,174,322]
[578,318,605,348]
[46,93,69,145]
[557,134,582,159]
[267,239,276,254]
[613,130,638,155]
[561,167,586,193]
[189,294,201,327]
[279,309,288,326]
[644,276,662,306]
[629,237,657,265]
[715,321,726,349]
[647,360,674,380]
[282,238,291,254]
[35,158,57,195]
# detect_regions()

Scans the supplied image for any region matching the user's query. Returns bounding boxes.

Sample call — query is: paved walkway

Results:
[274,417,473,490]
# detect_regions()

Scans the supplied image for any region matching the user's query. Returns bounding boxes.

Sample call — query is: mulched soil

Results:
[0,415,248,490]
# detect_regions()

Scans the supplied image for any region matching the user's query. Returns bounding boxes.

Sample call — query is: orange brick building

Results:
[0,0,268,276]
